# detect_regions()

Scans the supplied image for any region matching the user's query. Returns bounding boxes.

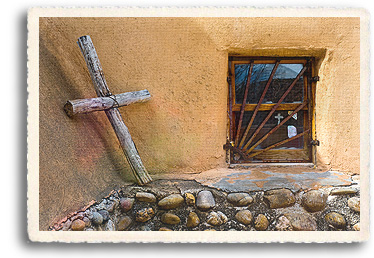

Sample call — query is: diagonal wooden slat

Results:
[234,62,253,146]
[238,61,280,148]
[244,102,307,154]
[247,129,310,159]
[241,65,307,151]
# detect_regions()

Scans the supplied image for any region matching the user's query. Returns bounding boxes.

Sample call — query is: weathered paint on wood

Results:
[76,35,152,185]
[64,90,151,117]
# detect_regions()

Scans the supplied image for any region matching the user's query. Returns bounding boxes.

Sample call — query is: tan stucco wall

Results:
[39,17,360,230]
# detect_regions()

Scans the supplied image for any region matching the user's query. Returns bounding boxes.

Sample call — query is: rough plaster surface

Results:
[39,17,360,230]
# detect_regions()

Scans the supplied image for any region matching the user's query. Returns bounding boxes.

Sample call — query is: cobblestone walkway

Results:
[50,174,360,232]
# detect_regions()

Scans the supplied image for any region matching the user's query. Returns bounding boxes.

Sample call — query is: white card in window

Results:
[288,111,297,120]
[288,125,297,138]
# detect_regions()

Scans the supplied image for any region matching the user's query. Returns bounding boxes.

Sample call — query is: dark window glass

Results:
[264,64,304,104]
[234,63,304,104]
[234,64,250,104]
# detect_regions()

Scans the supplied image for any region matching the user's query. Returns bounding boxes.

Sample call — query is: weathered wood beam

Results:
[64,90,151,117]
[77,35,152,185]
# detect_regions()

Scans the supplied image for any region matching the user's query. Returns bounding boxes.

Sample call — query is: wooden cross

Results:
[64,35,152,185]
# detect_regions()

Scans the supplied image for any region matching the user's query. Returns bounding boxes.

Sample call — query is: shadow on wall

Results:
[38,17,226,230]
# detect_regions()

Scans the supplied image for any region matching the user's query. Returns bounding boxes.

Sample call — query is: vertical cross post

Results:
[76,35,152,185]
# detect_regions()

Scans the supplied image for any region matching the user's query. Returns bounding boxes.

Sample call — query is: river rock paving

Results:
[71,219,85,231]
[254,214,269,231]
[91,212,103,225]
[159,227,173,231]
[158,194,184,209]
[98,210,110,221]
[235,210,253,225]
[120,198,134,212]
[50,176,360,231]
[105,219,115,231]
[196,190,215,210]
[283,212,317,231]
[117,216,132,231]
[136,192,157,203]
[207,211,228,226]
[348,197,360,213]
[227,193,253,206]
[161,213,181,225]
[264,188,296,208]
[187,212,200,228]
[136,207,154,222]
[185,193,195,206]
[325,212,346,229]
[330,187,358,195]
[302,190,328,212]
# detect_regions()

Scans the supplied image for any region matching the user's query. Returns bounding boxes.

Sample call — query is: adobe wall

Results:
[39,17,360,230]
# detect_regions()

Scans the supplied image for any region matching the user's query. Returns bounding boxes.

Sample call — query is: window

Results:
[225,57,317,163]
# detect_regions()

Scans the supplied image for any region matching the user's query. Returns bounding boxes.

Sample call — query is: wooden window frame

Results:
[226,56,317,164]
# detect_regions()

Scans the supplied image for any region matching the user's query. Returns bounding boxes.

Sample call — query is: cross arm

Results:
[64,89,151,117]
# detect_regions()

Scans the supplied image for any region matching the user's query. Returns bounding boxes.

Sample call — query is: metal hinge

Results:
[311,140,320,146]
[310,76,320,82]
[223,141,234,150]
[227,76,232,83]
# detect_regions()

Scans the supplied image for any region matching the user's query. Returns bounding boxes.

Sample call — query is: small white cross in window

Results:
[275,113,284,125]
